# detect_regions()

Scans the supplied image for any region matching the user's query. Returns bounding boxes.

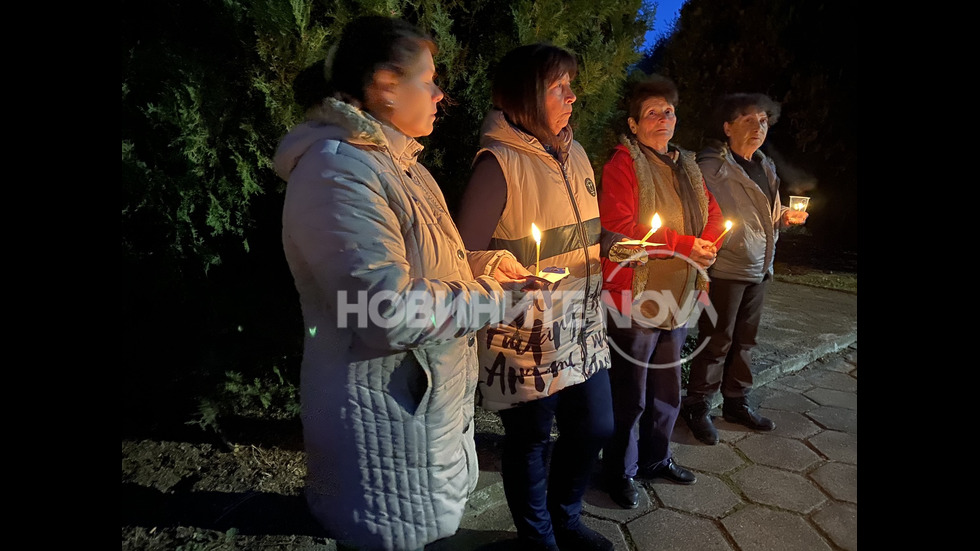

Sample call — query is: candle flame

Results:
[638,213,662,244]
[531,223,541,244]
[711,220,734,247]
[793,203,803,210]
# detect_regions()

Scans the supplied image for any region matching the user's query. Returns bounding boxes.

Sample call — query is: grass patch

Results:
[773,262,857,294]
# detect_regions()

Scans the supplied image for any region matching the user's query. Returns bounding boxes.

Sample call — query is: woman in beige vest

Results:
[456,43,629,551]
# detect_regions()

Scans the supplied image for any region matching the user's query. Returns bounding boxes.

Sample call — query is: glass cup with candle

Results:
[788,196,810,213]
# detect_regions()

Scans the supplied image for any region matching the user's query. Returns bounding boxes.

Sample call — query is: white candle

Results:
[531,223,542,276]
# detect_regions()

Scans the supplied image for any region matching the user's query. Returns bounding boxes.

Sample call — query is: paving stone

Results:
[751,384,785,403]
[731,465,827,514]
[722,505,832,551]
[736,434,822,472]
[808,430,857,464]
[807,406,858,433]
[804,387,857,410]
[803,369,857,391]
[811,502,858,551]
[712,420,766,443]
[669,439,744,474]
[628,508,733,551]
[467,471,505,514]
[766,374,813,392]
[580,517,628,551]
[810,463,857,504]
[647,473,741,518]
[763,410,822,440]
[757,388,820,413]
[455,498,515,533]
[815,355,855,374]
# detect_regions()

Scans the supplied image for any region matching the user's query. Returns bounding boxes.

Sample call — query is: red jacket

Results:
[598,144,725,313]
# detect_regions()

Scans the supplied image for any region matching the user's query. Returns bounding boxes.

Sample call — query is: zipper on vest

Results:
[557,159,591,356]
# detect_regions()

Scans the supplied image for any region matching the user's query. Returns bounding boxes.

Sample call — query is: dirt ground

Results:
[122,408,508,550]
[121,231,855,550]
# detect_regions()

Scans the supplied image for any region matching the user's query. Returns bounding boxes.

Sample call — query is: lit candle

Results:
[531,223,542,276]
[639,213,662,244]
[788,195,809,212]
[712,220,733,246]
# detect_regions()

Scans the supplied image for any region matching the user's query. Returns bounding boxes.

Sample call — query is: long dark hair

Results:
[491,43,578,151]
[326,16,437,105]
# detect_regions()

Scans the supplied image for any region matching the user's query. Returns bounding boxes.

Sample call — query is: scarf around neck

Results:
[619,134,710,293]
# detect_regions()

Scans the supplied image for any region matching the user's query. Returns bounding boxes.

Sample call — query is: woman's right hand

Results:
[689,238,718,270]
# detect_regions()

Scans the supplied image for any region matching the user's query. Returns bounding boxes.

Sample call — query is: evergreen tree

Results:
[121,0,654,423]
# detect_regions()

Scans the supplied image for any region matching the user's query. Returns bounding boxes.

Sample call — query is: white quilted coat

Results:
[275,98,514,550]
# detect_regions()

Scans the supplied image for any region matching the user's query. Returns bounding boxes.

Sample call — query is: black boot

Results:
[606,475,639,509]
[681,398,719,445]
[723,397,775,431]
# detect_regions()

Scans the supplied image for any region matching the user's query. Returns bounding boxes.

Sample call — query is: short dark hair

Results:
[491,43,578,151]
[625,75,679,122]
[327,16,437,104]
[709,93,781,141]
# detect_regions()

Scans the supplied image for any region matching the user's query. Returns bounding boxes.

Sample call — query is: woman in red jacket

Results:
[598,75,725,509]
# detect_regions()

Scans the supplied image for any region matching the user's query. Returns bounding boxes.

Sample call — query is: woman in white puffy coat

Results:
[274,16,532,551]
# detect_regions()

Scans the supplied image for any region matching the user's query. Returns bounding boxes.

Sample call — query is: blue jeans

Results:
[498,368,613,545]
[604,315,686,478]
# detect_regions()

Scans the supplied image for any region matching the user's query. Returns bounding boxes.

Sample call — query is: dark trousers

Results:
[498,367,613,545]
[685,276,770,403]
[604,314,686,478]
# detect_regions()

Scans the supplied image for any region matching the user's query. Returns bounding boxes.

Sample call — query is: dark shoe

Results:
[554,523,614,551]
[723,398,775,431]
[681,401,719,445]
[606,476,639,509]
[637,457,697,484]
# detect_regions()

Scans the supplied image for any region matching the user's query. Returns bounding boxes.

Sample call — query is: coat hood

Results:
[273,97,423,181]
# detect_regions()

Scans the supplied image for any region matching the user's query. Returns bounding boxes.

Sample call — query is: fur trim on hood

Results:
[274,97,422,181]
[617,134,710,293]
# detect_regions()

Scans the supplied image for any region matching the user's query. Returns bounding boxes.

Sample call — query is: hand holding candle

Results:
[712,220,733,247]
[639,213,662,244]
[531,223,542,276]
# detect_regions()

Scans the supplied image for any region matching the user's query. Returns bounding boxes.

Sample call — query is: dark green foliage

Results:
[639,0,857,250]
[122,0,654,428]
